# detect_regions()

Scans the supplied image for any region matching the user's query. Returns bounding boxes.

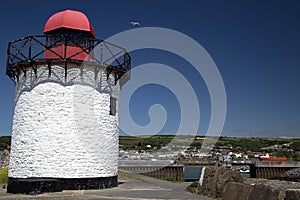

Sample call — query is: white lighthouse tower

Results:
[6,10,130,194]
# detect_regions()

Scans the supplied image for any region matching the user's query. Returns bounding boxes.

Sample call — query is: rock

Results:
[250,184,281,200]
[186,181,200,194]
[200,166,243,198]
[222,179,300,200]
[280,168,300,182]
[222,182,253,200]
[187,166,300,200]
[286,189,300,200]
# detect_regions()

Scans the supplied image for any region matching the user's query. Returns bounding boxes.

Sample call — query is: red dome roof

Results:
[44,10,96,38]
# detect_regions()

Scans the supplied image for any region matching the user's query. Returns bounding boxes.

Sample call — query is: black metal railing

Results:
[6,34,131,83]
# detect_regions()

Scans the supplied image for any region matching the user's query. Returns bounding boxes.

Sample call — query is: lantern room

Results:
[43,10,96,60]
[6,9,130,85]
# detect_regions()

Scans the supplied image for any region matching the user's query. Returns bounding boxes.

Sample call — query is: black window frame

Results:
[110,96,117,116]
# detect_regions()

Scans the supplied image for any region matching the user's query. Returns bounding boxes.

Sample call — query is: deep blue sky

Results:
[0,0,300,138]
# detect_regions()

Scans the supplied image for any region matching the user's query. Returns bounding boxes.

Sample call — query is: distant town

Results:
[119,135,300,165]
[0,135,299,172]
[0,135,299,168]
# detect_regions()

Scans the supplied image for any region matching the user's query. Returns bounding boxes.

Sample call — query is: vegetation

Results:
[120,135,300,160]
[120,135,174,151]
[290,140,300,151]
[0,136,11,151]
[214,137,290,152]
[0,135,299,160]
[0,167,8,184]
[118,172,148,182]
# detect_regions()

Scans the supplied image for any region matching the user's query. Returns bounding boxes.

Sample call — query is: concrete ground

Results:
[0,172,212,200]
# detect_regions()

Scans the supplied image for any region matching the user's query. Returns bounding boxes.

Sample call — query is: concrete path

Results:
[0,172,212,199]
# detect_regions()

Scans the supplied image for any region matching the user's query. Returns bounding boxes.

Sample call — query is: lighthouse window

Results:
[48,30,89,47]
[110,97,117,116]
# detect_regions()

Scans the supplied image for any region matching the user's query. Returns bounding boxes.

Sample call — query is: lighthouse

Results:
[6,10,130,194]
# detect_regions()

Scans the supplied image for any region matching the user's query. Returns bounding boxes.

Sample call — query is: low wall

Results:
[119,162,184,182]
[140,166,184,182]
[223,181,300,200]
[250,161,300,179]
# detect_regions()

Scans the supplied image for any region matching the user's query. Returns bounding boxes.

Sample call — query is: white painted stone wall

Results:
[9,65,120,178]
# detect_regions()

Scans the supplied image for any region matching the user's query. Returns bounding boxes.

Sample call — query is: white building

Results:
[6,10,130,194]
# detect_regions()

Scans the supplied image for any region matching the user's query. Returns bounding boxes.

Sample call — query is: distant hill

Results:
[1,135,299,160]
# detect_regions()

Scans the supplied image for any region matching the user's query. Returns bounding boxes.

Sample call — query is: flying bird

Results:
[130,21,141,26]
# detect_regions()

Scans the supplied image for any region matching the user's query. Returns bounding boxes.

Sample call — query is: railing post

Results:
[28,37,32,60]
[123,50,126,69]
[100,42,103,64]
[64,35,67,82]
[6,42,11,74]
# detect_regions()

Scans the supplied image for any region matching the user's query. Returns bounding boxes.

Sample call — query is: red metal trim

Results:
[44,10,96,38]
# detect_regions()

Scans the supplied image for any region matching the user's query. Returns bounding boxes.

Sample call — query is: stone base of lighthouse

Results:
[7,176,118,194]
[8,65,121,194]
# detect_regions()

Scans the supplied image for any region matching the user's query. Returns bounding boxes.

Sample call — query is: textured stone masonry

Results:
[9,64,120,179]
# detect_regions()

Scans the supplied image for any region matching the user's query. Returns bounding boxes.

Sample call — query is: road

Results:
[0,171,211,199]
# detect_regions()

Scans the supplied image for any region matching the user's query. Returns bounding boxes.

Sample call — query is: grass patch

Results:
[119,172,148,182]
[0,167,8,184]
[165,178,184,183]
